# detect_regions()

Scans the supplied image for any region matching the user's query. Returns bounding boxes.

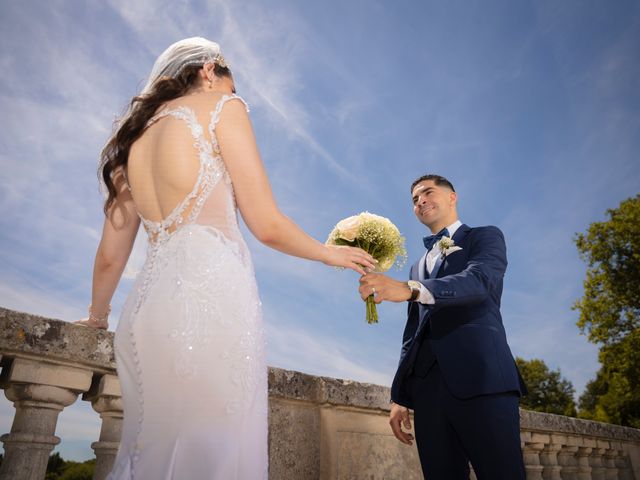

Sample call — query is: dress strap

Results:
[209,95,249,133]
[146,108,171,128]
[207,95,249,154]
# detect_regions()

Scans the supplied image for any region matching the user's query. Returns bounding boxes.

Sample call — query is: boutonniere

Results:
[438,236,462,258]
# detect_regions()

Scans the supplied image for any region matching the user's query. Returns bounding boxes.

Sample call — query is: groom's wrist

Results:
[406,281,421,301]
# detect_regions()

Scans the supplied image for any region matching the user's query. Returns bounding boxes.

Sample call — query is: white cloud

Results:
[267,320,394,386]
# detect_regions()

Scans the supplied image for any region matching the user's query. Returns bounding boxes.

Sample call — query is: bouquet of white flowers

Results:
[326,212,407,324]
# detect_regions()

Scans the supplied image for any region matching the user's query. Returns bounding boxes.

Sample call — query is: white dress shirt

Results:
[418,220,462,304]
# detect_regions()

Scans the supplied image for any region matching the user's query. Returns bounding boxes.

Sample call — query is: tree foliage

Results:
[516,357,576,416]
[574,195,640,427]
[45,453,94,480]
[574,195,640,344]
[578,329,640,427]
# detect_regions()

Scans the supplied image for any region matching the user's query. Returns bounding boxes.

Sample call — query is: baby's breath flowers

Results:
[327,212,407,324]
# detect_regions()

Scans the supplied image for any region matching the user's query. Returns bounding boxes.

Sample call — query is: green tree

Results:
[574,195,640,427]
[58,460,95,480]
[578,330,640,427]
[577,369,609,422]
[516,357,577,416]
[45,453,95,480]
[46,452,66,479]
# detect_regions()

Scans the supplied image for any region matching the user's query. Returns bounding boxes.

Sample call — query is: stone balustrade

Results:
[0,307,638,480]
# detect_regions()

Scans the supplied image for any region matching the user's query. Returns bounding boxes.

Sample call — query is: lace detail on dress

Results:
[208,95,249,247]
[132,102,233,315]
[111,93,267,478]
[140,106,220,245]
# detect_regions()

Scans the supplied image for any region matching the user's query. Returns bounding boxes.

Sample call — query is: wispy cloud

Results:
[267,320,393,386]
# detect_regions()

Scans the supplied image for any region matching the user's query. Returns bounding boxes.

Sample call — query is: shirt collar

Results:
[444,219,462,237]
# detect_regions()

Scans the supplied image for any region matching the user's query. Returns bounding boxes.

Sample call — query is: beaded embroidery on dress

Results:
[108,95,268,480]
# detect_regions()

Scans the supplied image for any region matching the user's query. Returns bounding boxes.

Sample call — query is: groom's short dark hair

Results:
[410,174,455,193]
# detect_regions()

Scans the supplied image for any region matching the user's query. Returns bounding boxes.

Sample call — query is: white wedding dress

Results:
[108,94,268,479]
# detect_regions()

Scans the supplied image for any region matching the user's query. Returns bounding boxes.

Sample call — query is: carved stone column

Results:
[576,447,592,480]
[84,374,123,480]
[589,447,607,480]
[603,448,619,480]
[614,449,632,480]
[0,358,92,480]
[540,443,563,480]
[557,445,579,480]
[522,440,545,480]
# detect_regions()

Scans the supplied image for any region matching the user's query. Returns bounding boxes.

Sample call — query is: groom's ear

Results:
[449,191,458,207]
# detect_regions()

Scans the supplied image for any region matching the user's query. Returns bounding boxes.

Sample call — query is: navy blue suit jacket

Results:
[390,224,526,409]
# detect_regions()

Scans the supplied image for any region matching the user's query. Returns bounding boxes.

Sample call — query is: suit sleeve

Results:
[399,264,420,365]
[421,226,507,308]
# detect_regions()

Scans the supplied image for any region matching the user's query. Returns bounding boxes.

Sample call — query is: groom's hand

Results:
[359,273,412,303]
[389,402,414,445]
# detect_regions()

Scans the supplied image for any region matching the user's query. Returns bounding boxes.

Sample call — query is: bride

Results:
[76,37,375,479]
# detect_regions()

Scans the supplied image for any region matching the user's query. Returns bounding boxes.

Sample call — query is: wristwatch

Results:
[406,280,421,302]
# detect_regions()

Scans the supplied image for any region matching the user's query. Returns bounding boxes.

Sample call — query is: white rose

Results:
[336,215,361,241]
[438,237,455,249]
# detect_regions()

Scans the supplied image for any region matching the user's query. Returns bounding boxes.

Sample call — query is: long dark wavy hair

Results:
[99,63,233,216]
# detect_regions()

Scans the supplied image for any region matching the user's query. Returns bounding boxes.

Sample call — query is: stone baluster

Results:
[521,432,545,480]
[576,446,592,480]
[603,448,619,480]
[84,374,123,480]
[540,442,563,480]
[557,445,579,480]
[0,357,92,480]
[614,449,632,480]
[589,445,607,480]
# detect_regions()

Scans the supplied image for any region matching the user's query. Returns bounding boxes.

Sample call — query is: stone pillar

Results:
[0,358,92,480]
[603,448,619,480]
[522,434,545,480]
[614,449,632,480]
[84,374,123,480]
[540,442,563,480]
[576,447,592,480]
[557,445,579,480]
[589,446,607,480]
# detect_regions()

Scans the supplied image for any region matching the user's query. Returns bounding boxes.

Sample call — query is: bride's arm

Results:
[86,175,140,323]
[216,99,375,275]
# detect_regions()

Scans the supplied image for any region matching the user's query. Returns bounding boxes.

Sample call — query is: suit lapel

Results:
[418,251,428,281]
[434,224,471,278]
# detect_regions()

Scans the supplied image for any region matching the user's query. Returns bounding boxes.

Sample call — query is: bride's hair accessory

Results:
[141,37,230,94]
[176,52,230,75]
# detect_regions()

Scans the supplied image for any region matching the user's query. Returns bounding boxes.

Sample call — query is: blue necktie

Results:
[423,228,449,251]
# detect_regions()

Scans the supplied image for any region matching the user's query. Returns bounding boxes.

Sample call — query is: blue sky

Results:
[1,0,639,462]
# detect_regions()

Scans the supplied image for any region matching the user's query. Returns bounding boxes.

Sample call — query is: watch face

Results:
[408,281,421,289]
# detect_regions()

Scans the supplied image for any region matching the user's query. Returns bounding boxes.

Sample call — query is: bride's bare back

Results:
[126,91,244,244]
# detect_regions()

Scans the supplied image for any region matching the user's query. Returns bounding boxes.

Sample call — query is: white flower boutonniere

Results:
[438,236,462,258]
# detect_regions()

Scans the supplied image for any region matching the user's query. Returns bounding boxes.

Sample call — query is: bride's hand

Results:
[323,245,377,275]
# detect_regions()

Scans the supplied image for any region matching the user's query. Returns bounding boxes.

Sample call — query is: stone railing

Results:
[0,307,638,480]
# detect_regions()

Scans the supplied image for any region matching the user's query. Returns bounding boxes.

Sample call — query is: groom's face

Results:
[412,180,457,230]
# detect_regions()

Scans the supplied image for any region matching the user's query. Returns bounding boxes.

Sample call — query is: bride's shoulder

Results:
[209,92,248,110]
[181,91,246,112]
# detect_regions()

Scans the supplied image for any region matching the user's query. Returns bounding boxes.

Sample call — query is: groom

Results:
[359,174,526,479]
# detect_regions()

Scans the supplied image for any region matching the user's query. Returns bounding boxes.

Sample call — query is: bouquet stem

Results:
[366,295,378,324]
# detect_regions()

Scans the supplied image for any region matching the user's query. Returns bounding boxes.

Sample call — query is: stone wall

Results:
[0,307,639,480]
